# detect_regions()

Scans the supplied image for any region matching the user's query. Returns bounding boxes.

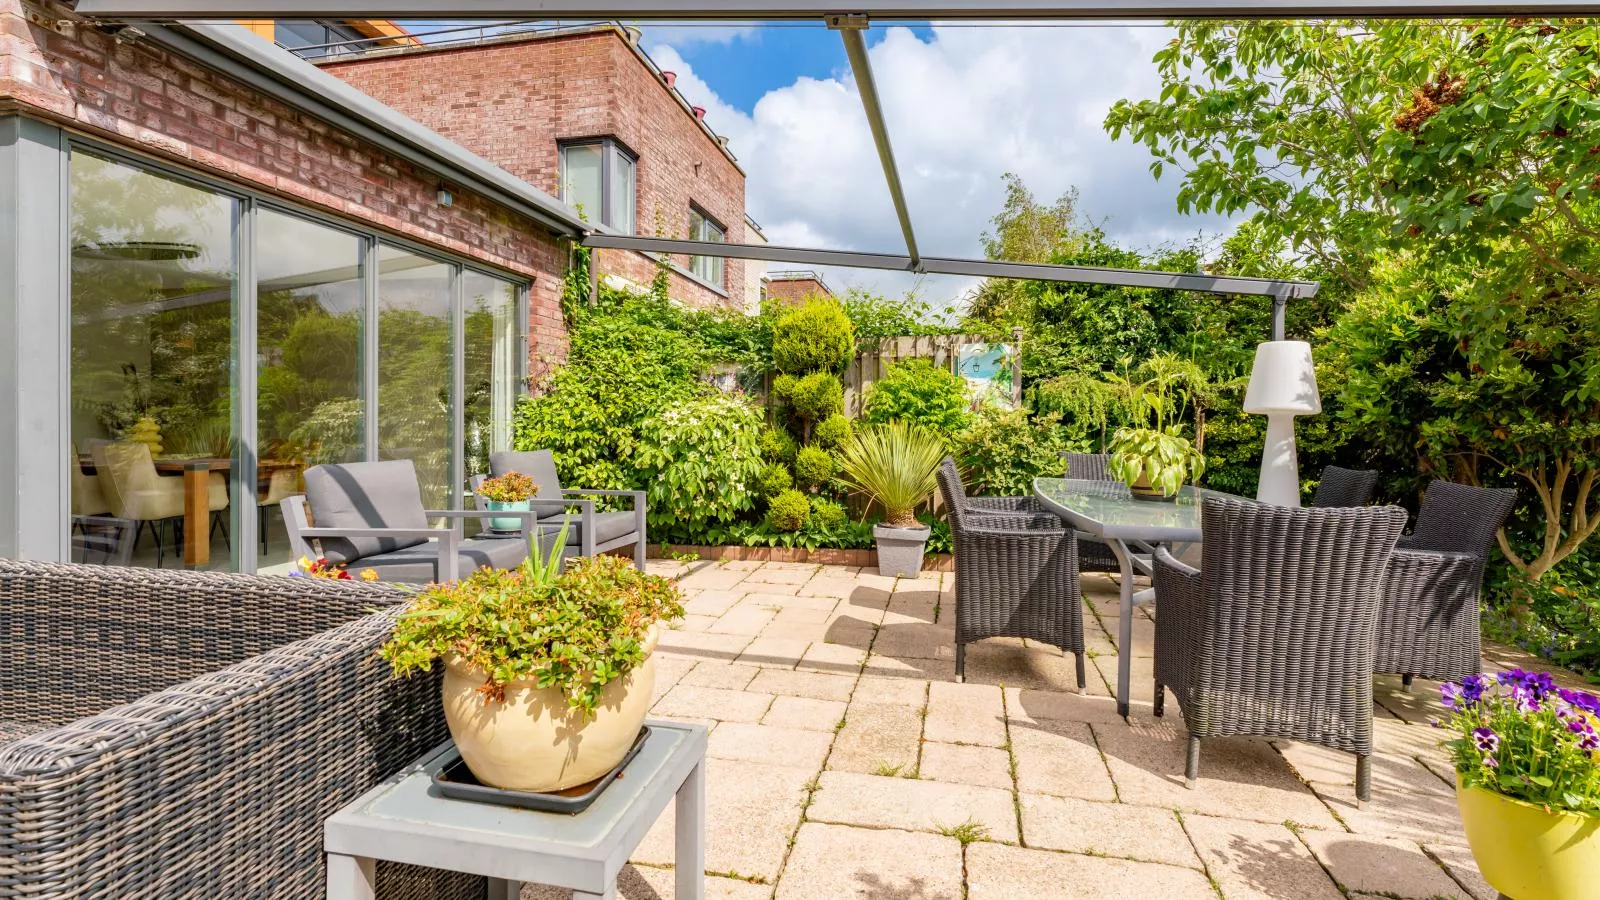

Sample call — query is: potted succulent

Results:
[836,421,944,578]
[1441,669,1600,899]
[477,470,538,532]
[1106,356,1208,501]
[380,529,684,792]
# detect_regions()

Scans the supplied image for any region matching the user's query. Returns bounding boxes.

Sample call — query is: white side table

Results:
[324,720,707,900]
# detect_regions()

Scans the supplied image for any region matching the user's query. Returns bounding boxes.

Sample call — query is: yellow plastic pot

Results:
[1456,778,1600,900]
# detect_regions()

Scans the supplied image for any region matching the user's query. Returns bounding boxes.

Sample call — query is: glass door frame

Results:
[63,135,532,573]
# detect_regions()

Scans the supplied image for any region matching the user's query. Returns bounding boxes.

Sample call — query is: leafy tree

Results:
[631,395,766,538]
[966,174,1085,323]
[863,359,971,438]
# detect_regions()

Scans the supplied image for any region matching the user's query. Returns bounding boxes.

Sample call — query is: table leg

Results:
[182,462,209,568]
[487,878,522,900]
[675,757,706,900]
[1107,538,1136,719]
[325,853,375,900]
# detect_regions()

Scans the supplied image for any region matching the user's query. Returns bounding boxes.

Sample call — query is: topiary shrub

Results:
[788,373,843,423]
[793,445,837,492]
[810,496,849,530]
[758,425,798,464]
[766,489,811,532]
[814,414,853,450]
[862,358,970,439]
[758,462,794,498]
[772,298,856,375]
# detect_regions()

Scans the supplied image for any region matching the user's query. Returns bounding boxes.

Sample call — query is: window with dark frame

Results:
[559,139,636,234]
[689,206,726,289]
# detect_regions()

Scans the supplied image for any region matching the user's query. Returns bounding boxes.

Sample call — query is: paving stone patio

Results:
[529,558,1569,899]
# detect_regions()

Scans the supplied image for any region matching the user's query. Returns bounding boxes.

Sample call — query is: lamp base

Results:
[1256,413,1301,508]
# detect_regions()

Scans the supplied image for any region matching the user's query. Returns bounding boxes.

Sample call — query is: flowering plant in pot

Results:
[1440,669,1600,900]
[836,421,944,578]
[380,529,684,792]
[476,470,538,532]
[1105,355,1208,501]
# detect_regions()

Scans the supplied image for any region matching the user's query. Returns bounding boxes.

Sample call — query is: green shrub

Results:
[766,489,811,532]
[772,298,856,374]
[810,496,849,529]
[757,462,794,498]
[631,394,765,537]
[863,358,971,438]
[789,373,843,423]
[953,407,1072,496]
[793,445,837,491]
[758,426,798,464]
[814,413,853,450]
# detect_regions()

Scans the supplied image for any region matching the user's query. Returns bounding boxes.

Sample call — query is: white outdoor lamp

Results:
[1243,340,1321,507]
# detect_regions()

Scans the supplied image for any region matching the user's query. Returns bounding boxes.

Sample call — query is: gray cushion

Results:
[490,450,563,500]
[356,535,530,584]
[534,510,639,548]
[302,460,430,564]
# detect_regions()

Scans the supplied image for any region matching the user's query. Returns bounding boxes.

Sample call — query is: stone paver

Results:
[1181,814,1344,900]
[761,695,847,732]
[924,681,1006,747]
[807,771,1020,843]
[708,722,835,771]
[918,742,1013,790]
[776,823,963,900]
[1021,793,1199,867]
[1301,830,1471,899]
[966,842,1216,899]
[637,562,1503,900]
[521,864,769,899]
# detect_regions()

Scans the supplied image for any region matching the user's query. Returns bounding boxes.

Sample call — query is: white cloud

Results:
[641,23,760,47]
[653,26,1239,305]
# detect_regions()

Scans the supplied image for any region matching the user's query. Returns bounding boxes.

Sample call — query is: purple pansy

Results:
[1560,688,1600,718]
[1441,683,1463,710]
[1473,727,1500,753]
[1498,669,1557,701]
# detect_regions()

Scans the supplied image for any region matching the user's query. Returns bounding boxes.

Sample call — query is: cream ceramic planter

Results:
[441,626,658,792]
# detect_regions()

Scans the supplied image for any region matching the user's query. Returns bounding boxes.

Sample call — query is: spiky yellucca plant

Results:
[835,420,944,528]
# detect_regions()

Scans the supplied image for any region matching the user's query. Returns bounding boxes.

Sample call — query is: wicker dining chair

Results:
[1311,465,1380,508]
[936,457,1041,515]
[937,462,1085,687]
[1153,496,1408,804]
[1379,480,1517,691]
[1061,452,1121,573]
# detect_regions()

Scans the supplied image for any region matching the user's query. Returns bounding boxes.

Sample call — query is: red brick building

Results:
[763,270,835,306]
[320,24,749,309]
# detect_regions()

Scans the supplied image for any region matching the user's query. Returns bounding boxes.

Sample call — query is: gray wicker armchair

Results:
[1379,480,1517,691]
[0,560,478,899]
[1152,498,1408,803]
[937,463,1085,687]
[1061,452,1121,573]
[1311,466,1380,508]
[936,457,1041,516]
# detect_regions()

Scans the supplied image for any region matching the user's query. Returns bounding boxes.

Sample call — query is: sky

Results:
[407,21,1242,310]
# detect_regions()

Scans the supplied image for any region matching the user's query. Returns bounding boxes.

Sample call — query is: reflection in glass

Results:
[69,151,238,570]
[461,270,520,482]
[256,209,365,565]
[378,245,454,510]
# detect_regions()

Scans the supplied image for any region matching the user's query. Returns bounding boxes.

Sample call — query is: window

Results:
[559,140,635,234]
[689,206,726,288]
[275,21,367,58]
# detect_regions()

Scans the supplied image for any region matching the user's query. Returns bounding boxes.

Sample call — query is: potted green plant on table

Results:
[380,531,684,792]
[1106,355,1208,502]
[476,470,538,532]
[836,421,945,578]
[1440,669,1600,900]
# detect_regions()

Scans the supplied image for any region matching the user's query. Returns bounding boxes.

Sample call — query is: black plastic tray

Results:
[431,726,650,814]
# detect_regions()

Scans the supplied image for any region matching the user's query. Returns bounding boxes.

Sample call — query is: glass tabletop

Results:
[1032,477,1246,541]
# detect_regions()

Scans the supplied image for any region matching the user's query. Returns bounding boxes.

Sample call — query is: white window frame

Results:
[688,205,726,288]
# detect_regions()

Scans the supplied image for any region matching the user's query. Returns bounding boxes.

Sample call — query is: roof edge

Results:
[140,22,589,237]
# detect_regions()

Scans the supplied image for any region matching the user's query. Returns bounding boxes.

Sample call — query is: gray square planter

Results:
[873,523,930,578]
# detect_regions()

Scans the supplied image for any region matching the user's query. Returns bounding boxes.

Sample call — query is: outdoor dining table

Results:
[1032,477,1245,718]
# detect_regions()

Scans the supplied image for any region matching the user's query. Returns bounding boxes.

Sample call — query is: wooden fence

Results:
[843,333,1009,416]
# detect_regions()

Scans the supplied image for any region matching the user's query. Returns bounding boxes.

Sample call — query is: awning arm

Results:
[829,14,921,270]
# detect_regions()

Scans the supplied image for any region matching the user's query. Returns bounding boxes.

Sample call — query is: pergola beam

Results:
[583,233,1319,299]
[74,0,1600,18]
[832,16,920,269]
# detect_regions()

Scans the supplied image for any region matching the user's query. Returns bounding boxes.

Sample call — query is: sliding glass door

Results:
[64,143,528,572]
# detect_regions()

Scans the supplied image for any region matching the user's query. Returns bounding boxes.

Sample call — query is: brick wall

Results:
[0,1,570,361]
[764,276,833,306]
[320,26,748,310]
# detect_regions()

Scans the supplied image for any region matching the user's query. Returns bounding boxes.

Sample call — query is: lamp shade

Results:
[1243,340,1321,415]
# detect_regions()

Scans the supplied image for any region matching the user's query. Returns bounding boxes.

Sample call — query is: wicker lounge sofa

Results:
[0,560,477,899]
